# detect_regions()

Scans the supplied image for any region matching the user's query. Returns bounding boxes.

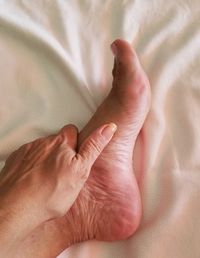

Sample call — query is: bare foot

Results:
[16,39,151,258]
[65,39,151,242]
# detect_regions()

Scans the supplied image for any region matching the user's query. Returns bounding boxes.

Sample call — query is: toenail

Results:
[111,42,118,56]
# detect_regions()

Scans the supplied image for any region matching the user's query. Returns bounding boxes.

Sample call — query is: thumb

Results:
[78,123,117,167]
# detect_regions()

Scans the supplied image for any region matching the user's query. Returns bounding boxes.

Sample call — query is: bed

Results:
[0,0,200,257]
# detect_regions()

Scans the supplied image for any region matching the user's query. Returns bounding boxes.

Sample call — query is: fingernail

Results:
[111,42,118,56]
[101,123,117,139]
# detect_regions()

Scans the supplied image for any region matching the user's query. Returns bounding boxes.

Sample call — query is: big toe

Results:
[111,39,150,102]
[111,39,140,76]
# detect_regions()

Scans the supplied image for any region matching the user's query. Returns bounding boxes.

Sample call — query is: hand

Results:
[0,123,117,257]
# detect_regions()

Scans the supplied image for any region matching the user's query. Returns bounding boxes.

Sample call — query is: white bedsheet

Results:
[0,0,200,257]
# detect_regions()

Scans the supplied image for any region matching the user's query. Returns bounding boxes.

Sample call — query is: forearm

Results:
[14,217,73,258]
[0,197,42,257]
[0,212,66,258]
[0,209,22,257]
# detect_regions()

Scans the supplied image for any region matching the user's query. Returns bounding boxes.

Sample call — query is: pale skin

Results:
[0,123,117,258]
[0,39,151,258]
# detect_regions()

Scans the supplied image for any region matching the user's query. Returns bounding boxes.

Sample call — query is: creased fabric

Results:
[0,1,200,257]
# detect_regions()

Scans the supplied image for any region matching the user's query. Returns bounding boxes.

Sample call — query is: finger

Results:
[48,141,76,168]
[23,137,56,163]
[78,123,117,167]
[58,124,78,150]
[26,125,77,162]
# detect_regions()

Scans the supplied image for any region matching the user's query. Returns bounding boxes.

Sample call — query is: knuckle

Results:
[87,138,102,154]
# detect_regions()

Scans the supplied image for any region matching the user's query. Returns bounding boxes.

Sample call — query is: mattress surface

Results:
[0,1,200,257]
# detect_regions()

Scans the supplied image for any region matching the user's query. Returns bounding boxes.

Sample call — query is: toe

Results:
[111,39,140,78]
[110,39,150,101]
